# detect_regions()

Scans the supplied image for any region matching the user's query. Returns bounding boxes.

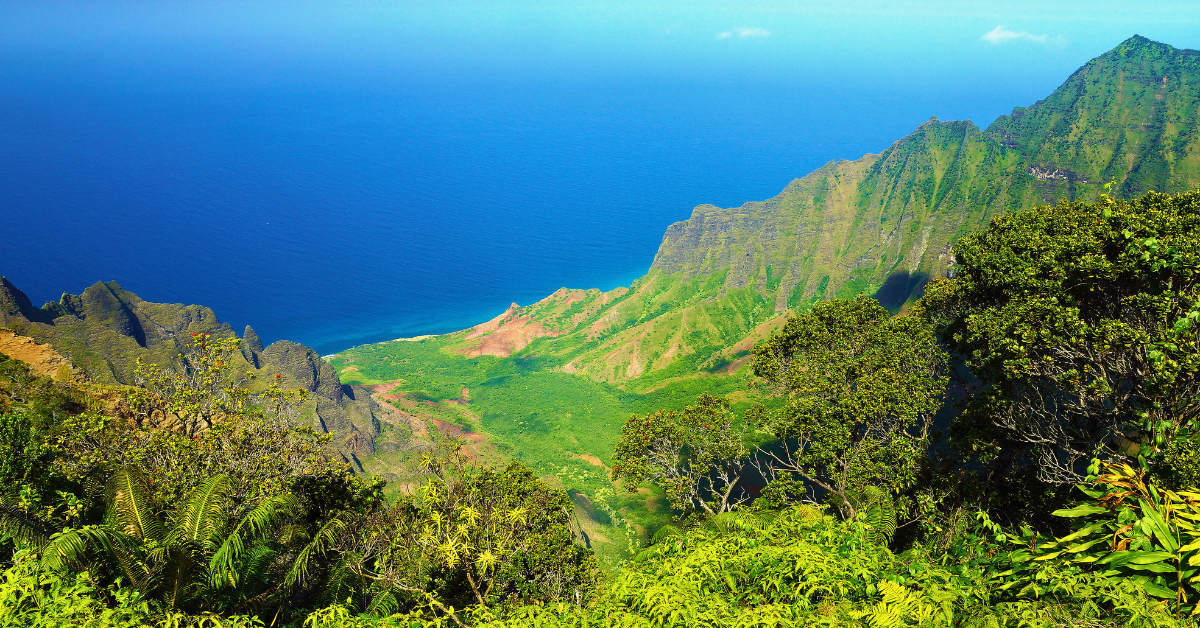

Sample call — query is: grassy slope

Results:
[331,330,762,566]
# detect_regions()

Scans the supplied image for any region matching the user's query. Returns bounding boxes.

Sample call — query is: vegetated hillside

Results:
[0,275,391,464]
[330,36,1200,565]
[443,35,1200,385]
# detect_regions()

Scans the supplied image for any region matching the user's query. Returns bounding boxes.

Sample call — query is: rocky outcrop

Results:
[78,282,148,347]
[261,339,343,401]
[241,325,263,368]
[0,275,381,460]
[0,276,48,324]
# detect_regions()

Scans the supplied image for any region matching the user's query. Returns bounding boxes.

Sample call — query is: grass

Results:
[329,334,764,567]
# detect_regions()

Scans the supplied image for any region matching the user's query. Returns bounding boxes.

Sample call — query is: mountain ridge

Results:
[423,35,1200,385]
[0,275,392,465]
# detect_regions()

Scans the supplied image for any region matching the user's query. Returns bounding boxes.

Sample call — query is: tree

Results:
[53,331,332,516]
[920,191,1200,485]
[132,333,253,438]
[322,446,596,625]
[752,295,948,520]
[611,394,754,516]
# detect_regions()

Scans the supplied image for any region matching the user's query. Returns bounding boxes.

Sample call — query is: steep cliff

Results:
[650,36,1200,313]
[448,36,1200,383]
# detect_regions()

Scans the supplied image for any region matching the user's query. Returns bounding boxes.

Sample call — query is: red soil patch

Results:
[430,418,488,444]
[458,303,560,358]
[724,355,751,374]
[444,387,470,406]
[577,454,606,468]
[366,381,406,402]
[362,381,430,438]
[429,418,495,462]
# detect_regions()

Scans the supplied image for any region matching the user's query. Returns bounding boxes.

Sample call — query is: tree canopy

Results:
[752,295,949,519]
[921,191,1200,485]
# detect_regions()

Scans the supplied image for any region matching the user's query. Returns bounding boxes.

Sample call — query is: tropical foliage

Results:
[752,295,948,519]
[921,190,1200,485]
[611,393,754,515]
[8,191,1200,627]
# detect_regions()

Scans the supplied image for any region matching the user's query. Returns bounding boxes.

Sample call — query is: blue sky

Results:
[2,1,1199,130]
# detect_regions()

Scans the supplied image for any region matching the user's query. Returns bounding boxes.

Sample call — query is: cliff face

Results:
[0,276,381,461]
[451,36,1200,384]
[649,36,1200,312]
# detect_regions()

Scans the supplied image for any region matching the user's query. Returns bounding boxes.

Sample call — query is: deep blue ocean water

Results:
[1,3,1166,355]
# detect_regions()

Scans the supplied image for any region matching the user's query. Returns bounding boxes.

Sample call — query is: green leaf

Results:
[1140,507,1181,553]
[1056,523,1105,544]
[1126,550,1177,565]
[1126,562,1179,574]
[1064,538,1106,554]
[1052,504,1108,518]
[1139,580,1179,599]
[1033,550,1066,561]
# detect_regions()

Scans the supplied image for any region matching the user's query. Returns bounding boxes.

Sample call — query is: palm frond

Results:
[39,525,126,572]
[364,590,399,616]
[233,492,298,540]
[847,485,897,544]
[110,538,156,591]
[319,554,367,609]
[241,540,279,585]
[275,523,307,546]
[160,544,205,611]
[209,492,298,590]
[171,474,233,552]
[209,533,246,590]
[0,503,52,549]
[284,516,347,590]
[106,467,165,542]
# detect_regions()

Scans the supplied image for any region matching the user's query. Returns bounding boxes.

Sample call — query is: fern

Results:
[845,486,898,544]
[0,503,52,548]
[172,474,234,552]
[209,492,297,590]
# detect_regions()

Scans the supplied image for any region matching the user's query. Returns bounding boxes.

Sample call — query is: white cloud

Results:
[982,25,1048,44]
[717,27,771,40]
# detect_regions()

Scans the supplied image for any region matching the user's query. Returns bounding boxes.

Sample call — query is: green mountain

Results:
[381,35,1200,387]
[8,36,1199,567]
[327,36,1200,563]
[0,276,388,466]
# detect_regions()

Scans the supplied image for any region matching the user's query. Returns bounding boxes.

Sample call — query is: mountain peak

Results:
[1107,34,1184,60]
[0,275,44,323]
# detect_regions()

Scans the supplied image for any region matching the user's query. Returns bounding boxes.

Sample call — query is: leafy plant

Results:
[920,191,1200,484]
[1004,461,1200,617]
[751,295,948,520]
[132,334,257,438]
[312,445,597,626]
[610,394,755,515]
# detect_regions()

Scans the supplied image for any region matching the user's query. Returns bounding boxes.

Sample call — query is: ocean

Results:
[0,3,1129,355]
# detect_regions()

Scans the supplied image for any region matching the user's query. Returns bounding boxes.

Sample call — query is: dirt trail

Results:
[0,329,75,379]
[363,381,431,439]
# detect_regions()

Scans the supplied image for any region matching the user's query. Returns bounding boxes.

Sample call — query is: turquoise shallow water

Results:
[0,4,1099,354]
